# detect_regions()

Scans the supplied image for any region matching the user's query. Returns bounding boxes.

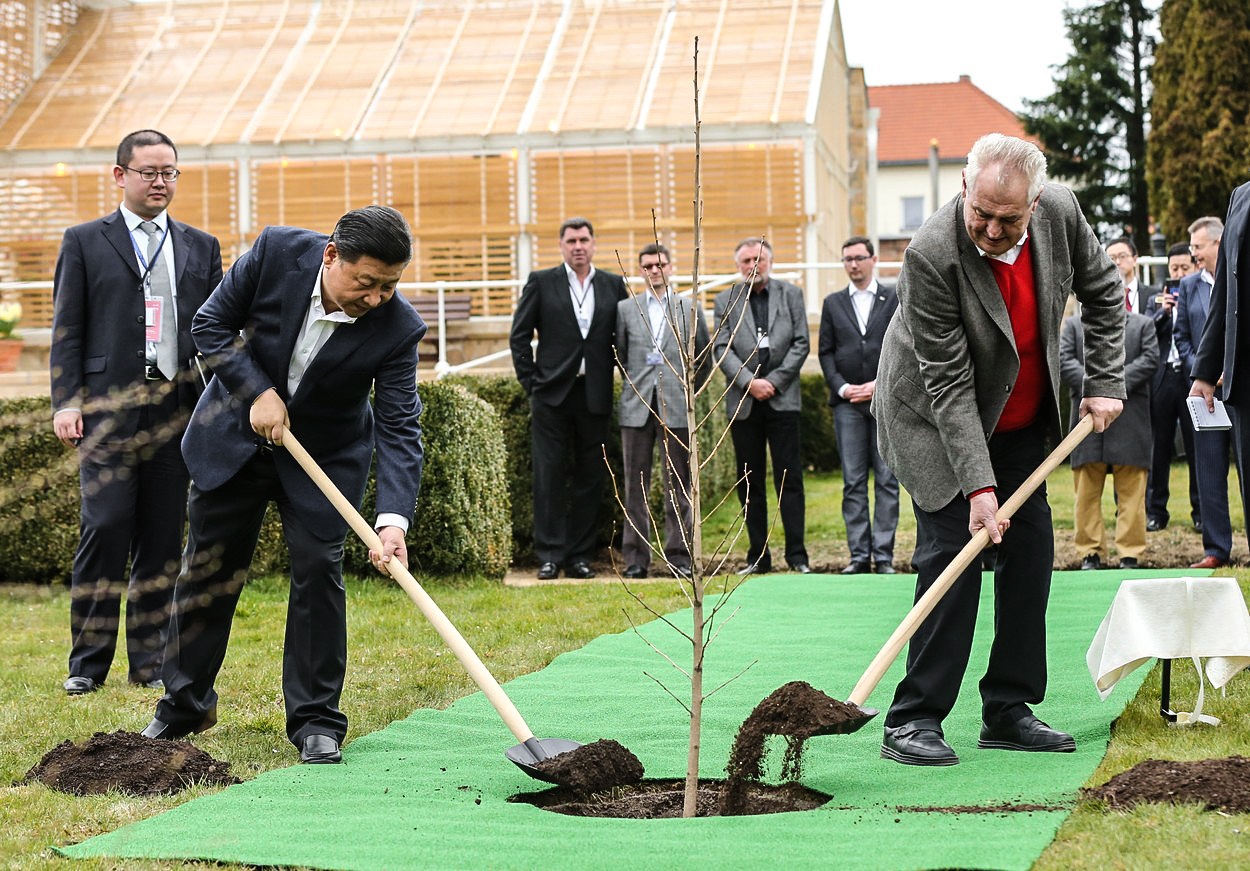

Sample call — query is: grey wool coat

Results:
[615,291,711,428]
[872,184,1126,512]
[1060,310,1158,469]
[711,277,810,420]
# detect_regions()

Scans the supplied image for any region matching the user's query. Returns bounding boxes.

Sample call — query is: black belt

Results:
[145,364,169,382]
[1166,361,1183,373]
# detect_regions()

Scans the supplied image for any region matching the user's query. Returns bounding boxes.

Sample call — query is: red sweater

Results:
[985,237,1044,432]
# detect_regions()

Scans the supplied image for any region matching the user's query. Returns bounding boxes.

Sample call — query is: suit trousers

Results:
[621,420,694,571]
[886,425,1053,730]
[1147,365,1199,525]
[729,401,807,568]
[832,401,899,565]
[1230,404,1250,553]
[530,379,610,566]
[68,381,188,685]
[1192,427,1233,560]
[1072,463,1148,561]
[156,450,350,746]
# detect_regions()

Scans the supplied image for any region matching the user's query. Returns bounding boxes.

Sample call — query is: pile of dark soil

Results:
[1083,756,1250,812]
[531,739,644,793]
[513,778,829,818]
[23,730,239,796]
[720,680,865,815]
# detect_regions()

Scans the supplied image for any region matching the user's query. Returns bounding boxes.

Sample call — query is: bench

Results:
[407,292,473,329]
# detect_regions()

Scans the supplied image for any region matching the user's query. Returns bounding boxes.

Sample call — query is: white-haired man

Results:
[872,134,1126,766]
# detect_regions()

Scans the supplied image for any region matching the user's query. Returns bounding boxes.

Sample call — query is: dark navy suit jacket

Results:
[184,225,426,539]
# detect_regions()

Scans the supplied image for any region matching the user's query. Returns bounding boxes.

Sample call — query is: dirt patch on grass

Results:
[512,778,830,818]
[1083,756,1250,812]
[23,730,240,796]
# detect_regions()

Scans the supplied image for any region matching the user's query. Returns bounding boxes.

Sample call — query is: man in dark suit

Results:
[1146,242,1200,532]
[818,235,900,575]
[873,134,1125,766]
[615,244,710,579]
[51,129,223,696]
[1192,184,1250,555]
[713,237,811,575]
[141,206,425,765]
[510,218,627,580]
[1175,216,1231,569]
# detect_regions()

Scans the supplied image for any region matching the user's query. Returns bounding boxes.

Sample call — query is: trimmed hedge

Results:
[0,384,510,582]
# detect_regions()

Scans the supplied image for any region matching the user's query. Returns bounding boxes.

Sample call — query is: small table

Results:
[1087,576,1250,724]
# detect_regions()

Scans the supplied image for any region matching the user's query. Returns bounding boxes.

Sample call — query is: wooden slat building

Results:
[0,0,865,327]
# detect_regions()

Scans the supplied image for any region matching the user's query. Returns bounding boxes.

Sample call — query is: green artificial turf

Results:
[59,569,1166,870]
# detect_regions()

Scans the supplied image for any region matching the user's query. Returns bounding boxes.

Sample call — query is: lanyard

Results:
[130,224,170,291]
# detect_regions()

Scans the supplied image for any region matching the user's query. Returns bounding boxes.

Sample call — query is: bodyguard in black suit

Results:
[818,236,900,575]
[142,206,425,765]
[51,130,223,696]
[1192,183,1250,555]
[509,218,627,580]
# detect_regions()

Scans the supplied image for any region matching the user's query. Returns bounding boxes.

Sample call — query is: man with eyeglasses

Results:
[818,236,900,575]
[615,244,710,579]
[1175,215,1232,569]
[51,129,223,697]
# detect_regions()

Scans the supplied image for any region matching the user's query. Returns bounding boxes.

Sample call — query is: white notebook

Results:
[1187,395,1233,431]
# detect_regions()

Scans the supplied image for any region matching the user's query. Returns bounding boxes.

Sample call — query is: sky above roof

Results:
[839,0,1074,112]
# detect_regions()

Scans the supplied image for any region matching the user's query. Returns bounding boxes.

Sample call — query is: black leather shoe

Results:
[623,564,647,579]
[1118,557,1139,569]
[141,708,217,740]
[1194,519,1203,533]
[300,734,342,764]
[978,714,1075,752]
[881,723,959,766]
[131,678,164,690]
[875,563,897,574]
[673,564,693,579]
[1080,554,1101,571]
[566,561,595,579]
[1146,517,1165,532]
[788,563,813,574]
[840,561,871,575]
[736,561,770,576]
[63,676,100,695]
[536,562,559,580]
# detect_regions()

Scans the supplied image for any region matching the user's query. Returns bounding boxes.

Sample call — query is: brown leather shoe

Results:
[1189,556,1226,569]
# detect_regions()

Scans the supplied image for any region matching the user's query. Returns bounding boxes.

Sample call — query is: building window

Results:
[901,196,924,232]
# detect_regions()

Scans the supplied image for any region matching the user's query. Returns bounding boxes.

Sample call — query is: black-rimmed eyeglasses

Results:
[842,255,871,264]
[123,166,181,183]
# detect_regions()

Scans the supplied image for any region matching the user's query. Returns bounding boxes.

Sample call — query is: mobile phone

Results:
[1155,278,1181,305]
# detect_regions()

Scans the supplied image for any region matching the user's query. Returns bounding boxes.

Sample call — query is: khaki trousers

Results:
[1073,463,1148,561]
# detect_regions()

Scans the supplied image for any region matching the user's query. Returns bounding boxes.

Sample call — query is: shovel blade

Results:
[812,706,879,736]
[505,736,583,783]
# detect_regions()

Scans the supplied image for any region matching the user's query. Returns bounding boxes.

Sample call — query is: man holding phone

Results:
[1146,243,1200,532]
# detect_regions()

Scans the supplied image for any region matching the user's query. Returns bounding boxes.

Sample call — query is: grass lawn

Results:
[3,463,1249,869]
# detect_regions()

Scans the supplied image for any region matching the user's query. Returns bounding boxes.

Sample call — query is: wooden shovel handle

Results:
[847,414,1095,707]
[279,426,537,745]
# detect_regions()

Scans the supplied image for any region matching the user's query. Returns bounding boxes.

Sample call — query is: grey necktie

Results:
[139,221,177,380]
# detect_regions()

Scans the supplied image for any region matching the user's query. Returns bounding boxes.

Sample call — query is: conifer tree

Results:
[1147,0,1250,240]
[1022,0,1155,245]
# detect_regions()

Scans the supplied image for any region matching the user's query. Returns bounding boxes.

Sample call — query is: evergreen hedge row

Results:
[0,383,510,583]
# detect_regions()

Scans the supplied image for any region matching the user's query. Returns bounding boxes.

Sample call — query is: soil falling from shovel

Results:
[720,680,866,815]
[24,730,240,796]
[530,738,645,793]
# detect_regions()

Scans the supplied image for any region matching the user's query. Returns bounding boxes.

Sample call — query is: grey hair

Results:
[965,133,1048,203]
[1188,216,1224,243]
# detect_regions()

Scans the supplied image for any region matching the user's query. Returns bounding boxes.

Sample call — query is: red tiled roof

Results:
[868,76,1039,164]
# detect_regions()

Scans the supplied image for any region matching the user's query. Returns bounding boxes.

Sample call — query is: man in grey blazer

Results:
[615,244,711,578]
[818,236,900,575]
[872,134,1125,766]
[51,129,223,696]
[712,238,811,575]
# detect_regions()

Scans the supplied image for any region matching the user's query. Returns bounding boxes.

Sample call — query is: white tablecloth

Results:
[1087,576,1250,723]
